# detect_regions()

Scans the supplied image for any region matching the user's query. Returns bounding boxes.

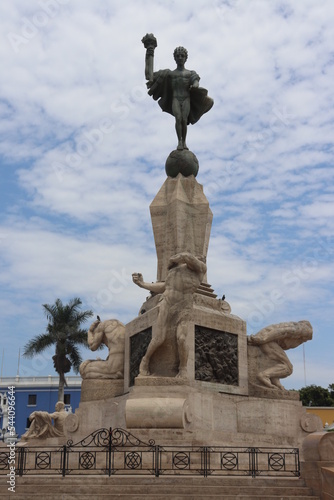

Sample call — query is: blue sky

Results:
[0,0,333,390]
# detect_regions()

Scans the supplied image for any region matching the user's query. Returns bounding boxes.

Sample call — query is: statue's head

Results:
[173,46,188,62]
[55,401,65,412]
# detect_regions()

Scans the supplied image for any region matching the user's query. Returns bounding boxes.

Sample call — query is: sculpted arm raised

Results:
[132,273,166,294]
[87,320,105,351]
[79,319,125,380]
[142,33,157,82]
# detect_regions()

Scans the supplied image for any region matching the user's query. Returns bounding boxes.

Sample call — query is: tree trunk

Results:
[58,373,65,402]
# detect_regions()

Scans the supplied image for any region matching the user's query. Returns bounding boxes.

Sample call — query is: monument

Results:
[22,33,323,464]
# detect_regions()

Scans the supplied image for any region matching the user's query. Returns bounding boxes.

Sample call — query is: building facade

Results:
[306,406,334,428]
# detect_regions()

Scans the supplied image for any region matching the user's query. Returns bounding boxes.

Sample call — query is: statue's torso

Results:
[164,263,200,302]
[171,68,193,100]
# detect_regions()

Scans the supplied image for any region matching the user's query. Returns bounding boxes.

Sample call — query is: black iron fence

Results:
[0,427,300,478]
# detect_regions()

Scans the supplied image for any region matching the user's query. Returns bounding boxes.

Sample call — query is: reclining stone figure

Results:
[21,401,68,440]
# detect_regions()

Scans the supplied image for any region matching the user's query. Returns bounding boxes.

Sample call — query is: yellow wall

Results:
[306,407,334,427]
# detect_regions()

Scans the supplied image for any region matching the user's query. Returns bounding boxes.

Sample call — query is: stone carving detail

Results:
[300,413,323,433]
[248,320,313,390]
[79,319,125,379]
[21,401,68,441]
[64,413,79,433]
[195,326,238,385]
[129,328,152,386]
[142,33,213,152]
[132,252,206,378]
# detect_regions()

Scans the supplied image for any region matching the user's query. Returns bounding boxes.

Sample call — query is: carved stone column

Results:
[150,174,212,283]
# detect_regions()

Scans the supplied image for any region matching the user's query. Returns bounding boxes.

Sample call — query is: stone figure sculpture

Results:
[132,252,206,378]
[248,320,313,390]
[79,319,125,379]
[142,33,213,151]
[21,401,68,440]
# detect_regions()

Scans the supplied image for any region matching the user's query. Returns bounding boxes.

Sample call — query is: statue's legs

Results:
[172,98,190,150]
[258,342,293,388]
[139,301,169,376]
[176,320,189,378]
[181,99,190,150]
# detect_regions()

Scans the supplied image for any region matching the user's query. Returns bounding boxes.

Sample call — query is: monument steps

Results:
[0,475,319,499]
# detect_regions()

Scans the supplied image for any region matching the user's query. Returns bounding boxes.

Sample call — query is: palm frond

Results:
[68,329,89,345]
[23,333,55,358]
[74,309,94,324]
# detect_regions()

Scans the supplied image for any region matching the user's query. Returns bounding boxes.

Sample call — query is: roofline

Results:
[0,376,82,388]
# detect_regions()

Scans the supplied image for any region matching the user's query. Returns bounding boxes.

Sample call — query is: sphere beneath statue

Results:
[165,150,199,178]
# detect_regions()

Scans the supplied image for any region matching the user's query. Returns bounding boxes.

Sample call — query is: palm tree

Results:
[23,298,93,402]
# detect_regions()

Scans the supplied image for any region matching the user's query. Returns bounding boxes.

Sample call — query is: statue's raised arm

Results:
[142,33,157,82]
[142,33,213,152]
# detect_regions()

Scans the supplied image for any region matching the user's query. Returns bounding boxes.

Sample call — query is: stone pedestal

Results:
[124,294,247,396]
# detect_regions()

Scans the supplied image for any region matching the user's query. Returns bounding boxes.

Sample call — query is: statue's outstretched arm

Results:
[132,272,165,294]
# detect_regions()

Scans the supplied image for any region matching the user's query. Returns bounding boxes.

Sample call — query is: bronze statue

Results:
[142,33,213,151]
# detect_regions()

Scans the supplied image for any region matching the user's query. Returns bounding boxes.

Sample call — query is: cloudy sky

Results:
[0,0,333,391]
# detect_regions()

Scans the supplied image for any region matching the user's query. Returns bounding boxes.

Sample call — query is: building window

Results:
[26,418,31,429]
[28,394,37,406]
[64,394,71,405]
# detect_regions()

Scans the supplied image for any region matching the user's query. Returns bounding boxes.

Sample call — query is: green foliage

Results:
[23,298,93,401]
[329,383,334,399]
[299,384,334,407]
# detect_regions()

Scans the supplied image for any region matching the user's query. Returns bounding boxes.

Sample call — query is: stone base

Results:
[134,375,190,387]
[80,378,124,402]
[248,382,299,400]
[122,379,322,456]
[125,300,248,395]
[61,376,323,457]
[17,436,67,447]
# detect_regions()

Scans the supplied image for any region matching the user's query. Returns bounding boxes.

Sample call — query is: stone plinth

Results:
[123,379,320,455]
[80,378,124,402]
[150,174,212,283]
[124,297,247,396]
